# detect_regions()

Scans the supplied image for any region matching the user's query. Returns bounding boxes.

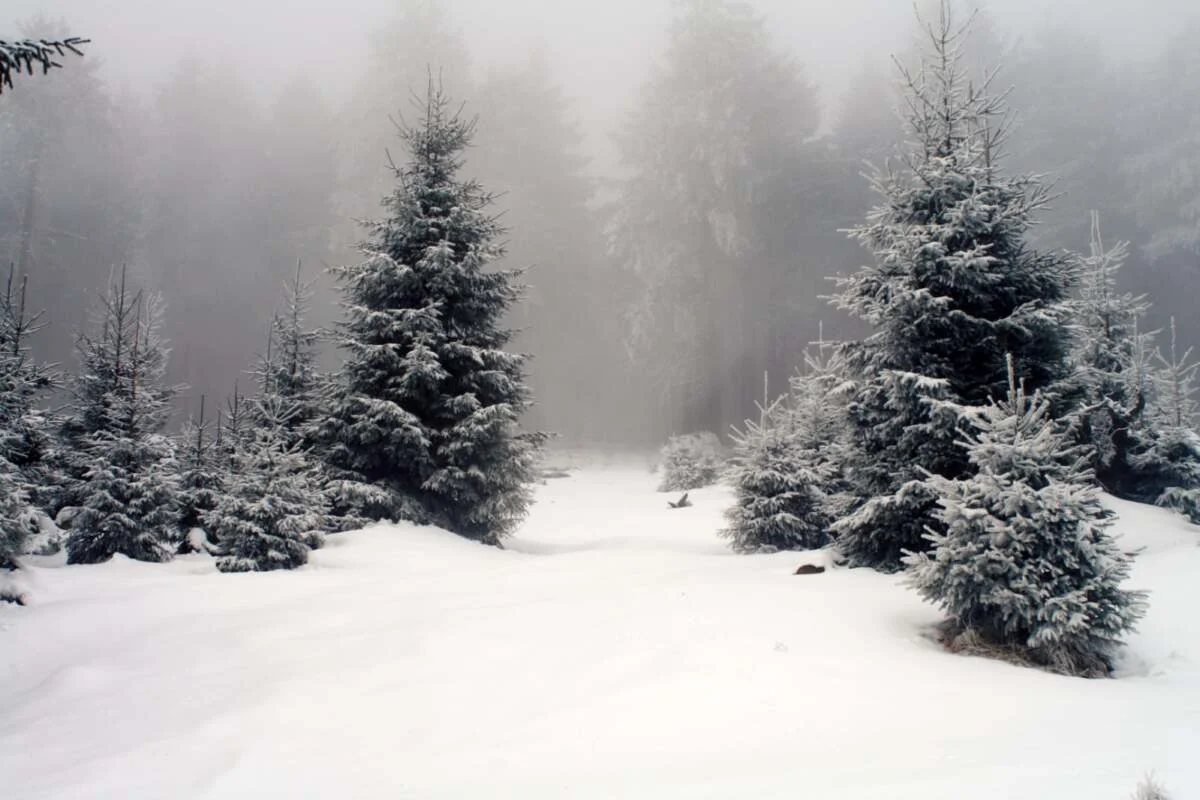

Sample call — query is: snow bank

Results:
[1,467,1196,799]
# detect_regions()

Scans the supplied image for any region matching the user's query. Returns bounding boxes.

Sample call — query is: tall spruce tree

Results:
[254,262,323,449]
[63,269,179,564]
[611,0,823,436]
[1143,318,1200,522]
[0,266,54,601]
[1065,212,1161,500]
[175,395,222,552]
[830,2,1073,571]
[317,81,542,545]
[906,357,1146,677]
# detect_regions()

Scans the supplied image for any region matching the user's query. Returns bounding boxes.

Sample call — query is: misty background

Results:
[3,0,1199,445]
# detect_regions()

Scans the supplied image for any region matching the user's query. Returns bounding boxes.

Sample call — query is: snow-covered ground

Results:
[1,464,1197,799]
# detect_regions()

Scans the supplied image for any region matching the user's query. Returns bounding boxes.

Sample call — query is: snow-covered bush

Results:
[906,358,1147,677]
[722,350,851,553]
[657,432,724,492]
[722,404,830,553]
[209,397,329,574]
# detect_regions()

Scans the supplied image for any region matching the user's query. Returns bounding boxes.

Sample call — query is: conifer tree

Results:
[0,469,33,603]
[317,81,542,544]
[63,269,179,564]
[0,267,55,485]
[471,50,629,441]
[0,266,55,597]
[175,395,222,553]
[1143,318,1200,522]
[612,0,823,435]
[216,381,249,478]
[722,343,851,554]
[209,395,327,573]
[722,397,831,554]
[255,262,322,448]
[906,357,1146,676]
[830,2,1073,571]
[1064,212,1158,498]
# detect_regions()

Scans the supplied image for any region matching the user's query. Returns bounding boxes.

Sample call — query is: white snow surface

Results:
[2,466,1198,799]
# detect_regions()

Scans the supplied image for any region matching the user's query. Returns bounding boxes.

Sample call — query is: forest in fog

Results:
[3,0,1200,444]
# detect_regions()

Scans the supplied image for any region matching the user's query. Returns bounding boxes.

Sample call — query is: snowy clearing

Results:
[2,465,1198,800]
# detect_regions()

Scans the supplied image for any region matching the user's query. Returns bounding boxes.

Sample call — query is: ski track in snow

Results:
[1,465,1198,799]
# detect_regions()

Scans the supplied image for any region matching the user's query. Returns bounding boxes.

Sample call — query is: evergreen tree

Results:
[175,395,222,553]
[611,0,824,436]
[1143,318,1200,522]
[1065,212,1160,499]
[906,357,1146,677]
[0,36,86,94]
[722,397,830,554]
[471,50,631,442]
[830,2,1073,571]
[216,381,250,477]
[722,342,851,554]
[0,268,55,490]
[0,468,33,603]
[209,396,327,573]
[255,262,323,448]
[0,266,57,598]
[317,81,542,545]
[657,431,724,493]
[339,0,472,230]
[63,270,179,564]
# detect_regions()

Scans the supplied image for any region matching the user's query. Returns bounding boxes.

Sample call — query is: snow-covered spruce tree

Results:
[1063,212,1165,500]
[722,398,831,553]
[63,270,180,564]
[829,2,1073,571]
[254,262,323,450]
[0,468,34,603]
[722,345,852,554]
[208,395,327,573]
[215,382,250,478]
[657,432,724,492]
[316,81,543,545]
[0,268,57,598]
[1144,318,1200,522]
[906,356,1146,677]
[175,395,223,553]
[791,336,857,520]
[0,268,56,493]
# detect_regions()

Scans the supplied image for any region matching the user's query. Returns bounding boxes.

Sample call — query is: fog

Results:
[3,0,1199,444]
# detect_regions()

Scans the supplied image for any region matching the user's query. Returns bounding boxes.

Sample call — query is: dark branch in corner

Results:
[0,37,89,94]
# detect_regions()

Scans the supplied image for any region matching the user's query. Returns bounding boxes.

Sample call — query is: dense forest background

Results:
[3,0,1199,445]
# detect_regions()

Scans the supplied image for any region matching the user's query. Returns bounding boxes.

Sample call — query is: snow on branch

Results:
[0,37,88,94]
